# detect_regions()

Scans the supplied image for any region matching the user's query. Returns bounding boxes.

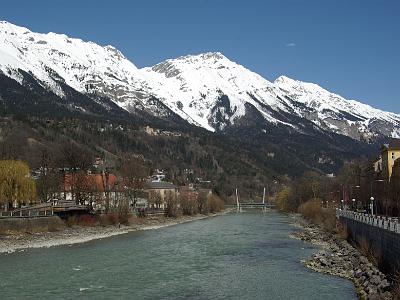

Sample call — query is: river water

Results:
[0,211,356,299]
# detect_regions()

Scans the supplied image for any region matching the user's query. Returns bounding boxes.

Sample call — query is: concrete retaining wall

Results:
[0,216,65,234]
[339,216,400,275]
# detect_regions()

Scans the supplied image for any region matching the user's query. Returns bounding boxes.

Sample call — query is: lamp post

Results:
[352,198,356,211]
[370,179,384,215]
[370,197,374,217]
[341,199,344,210]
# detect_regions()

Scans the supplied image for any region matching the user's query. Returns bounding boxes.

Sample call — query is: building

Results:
[143,181,178,208]
[381,139,400,181]
[61,172,120,209]
[143,126,158,135]
[363,156,382,181]
[150,169,167,182]
[373,156,383,173]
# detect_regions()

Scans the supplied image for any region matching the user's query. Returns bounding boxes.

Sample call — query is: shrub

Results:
[206,194,225,213]
[117,201,130,225]
[107,214,119,225]
[298,199,336,231]
[65,216,77,227]
[179,192,198,216]
[321,209,336,232]
[276,186,296,212]
[98,213,119,226]
[298,200,322,222]
[77,214,97,226]
[164,191,179,218]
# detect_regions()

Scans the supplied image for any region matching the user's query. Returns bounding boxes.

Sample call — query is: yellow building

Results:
[381,139,400,181]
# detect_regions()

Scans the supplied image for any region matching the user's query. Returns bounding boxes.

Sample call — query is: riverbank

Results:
[0,211,230,254]
[290,214,393,300]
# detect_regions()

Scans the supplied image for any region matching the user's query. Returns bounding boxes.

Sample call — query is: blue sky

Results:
[1,0,399,113]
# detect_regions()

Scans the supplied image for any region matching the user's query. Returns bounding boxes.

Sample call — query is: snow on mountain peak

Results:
[1,21,400,140]
[274,75,295,83]
[142,51,296,130]
[0,21,142,102]
[176,51,226,62]
[274,75,400,139]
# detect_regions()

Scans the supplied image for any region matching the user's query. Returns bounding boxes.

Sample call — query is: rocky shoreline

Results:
[0,212,228,254]
[290,214,393,300]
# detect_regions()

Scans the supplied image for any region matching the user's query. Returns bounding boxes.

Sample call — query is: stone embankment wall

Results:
[338,210,400,275]
[0,216,65,234]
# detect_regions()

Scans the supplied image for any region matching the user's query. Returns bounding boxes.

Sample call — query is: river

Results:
[0,211,356,299]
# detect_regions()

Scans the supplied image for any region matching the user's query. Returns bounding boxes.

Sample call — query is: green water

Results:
[0,211,356,299]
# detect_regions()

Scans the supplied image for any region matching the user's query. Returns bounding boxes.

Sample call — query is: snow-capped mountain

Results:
[0,21,159,114]
[1,20,399,142]
[274,76,400,140]
[141,52,295,131]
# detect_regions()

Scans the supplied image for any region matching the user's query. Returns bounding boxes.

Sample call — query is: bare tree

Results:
[120,157,148,209]
[164,190,179,217]
[36,148,61,202]
[101,169,112,213]
[197,190,209,214]
[58,141,92,203]
[179,190,198,215]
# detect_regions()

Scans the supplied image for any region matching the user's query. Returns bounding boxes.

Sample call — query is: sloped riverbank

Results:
[0,212,228,254]
[290,214,393,300]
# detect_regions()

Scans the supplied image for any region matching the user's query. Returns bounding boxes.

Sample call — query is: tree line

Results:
[276,159,400,218]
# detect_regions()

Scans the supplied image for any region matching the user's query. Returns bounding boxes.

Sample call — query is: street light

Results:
[341,199,344,210]
[352,198,356,211]
[370,197,374,217]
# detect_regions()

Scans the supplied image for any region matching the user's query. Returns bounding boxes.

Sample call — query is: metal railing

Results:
[0,209,54,218]
[336,209,400,234]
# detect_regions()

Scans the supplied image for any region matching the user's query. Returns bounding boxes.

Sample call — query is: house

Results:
[143,126,158,136]
[61,172,121,209]
[381,139,400,181]
[363,156,383,181]
[143,181,178,208]
[150,169,167,182]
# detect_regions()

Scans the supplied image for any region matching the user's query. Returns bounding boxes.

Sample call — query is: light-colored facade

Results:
[381,140,400,181]
[144,181,178,208]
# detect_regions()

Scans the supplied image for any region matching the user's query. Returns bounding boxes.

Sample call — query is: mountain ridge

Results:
[1,20,399,142]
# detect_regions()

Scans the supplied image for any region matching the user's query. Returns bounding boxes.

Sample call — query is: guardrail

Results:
[0,209,54,218]
[336,209,400,234]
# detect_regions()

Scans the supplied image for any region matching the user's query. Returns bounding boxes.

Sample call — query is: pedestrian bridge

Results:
[226,203,276,209]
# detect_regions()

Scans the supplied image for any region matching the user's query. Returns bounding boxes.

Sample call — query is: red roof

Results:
[63,173,118,192]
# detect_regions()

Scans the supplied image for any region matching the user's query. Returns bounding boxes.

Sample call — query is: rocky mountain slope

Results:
[0,20,398,185]
[1,20,399,142]
[0,21,400,140]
